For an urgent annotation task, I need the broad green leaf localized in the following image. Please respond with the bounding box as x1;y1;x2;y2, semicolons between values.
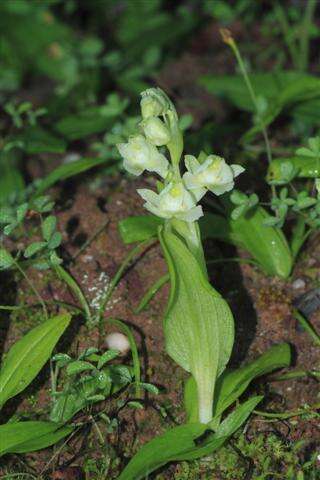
32;157;108;198
228;206;292;278
0;421;73;455
200;72;308;112
200;72;320;142
55;106;121;140
159;228;234;423
200;205;292;279
118;397;262;480
0;313;71;408
117;423;206;480
0;249;15;270
13;126;66;154
176;396;263;461
290;217;308;260
184;343;290;422
212;344;290;418
119;215;163;244
242;75;320;143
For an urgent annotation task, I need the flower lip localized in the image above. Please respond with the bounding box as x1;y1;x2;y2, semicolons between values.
137;181;203;222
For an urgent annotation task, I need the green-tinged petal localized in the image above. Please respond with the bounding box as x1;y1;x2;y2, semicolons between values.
137;188;160;207
151;152;169;178
185;155;200;174
178;205;204;222
123;158;144;176
209;182;234;196
231;165;245;177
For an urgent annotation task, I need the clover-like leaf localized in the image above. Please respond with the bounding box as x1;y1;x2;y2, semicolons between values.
97;349;119;369
47;232;62;250
24;242;47;258
230;190;248;206
295;197;317;210
79;347;100;360
230;191;259;219
0;249;15;270
139;383;159;395
16;203;28;223
296;136;320;158
66;360;96;376
86;394;105;403
4;222;19;236
32;196;55;213
42;216;57;242
0;207;15;225
51;353;72;368
49;251;62;266
263;216;282;227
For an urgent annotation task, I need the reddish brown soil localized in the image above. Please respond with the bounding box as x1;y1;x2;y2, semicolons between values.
1;17;320;479
1;176;320;478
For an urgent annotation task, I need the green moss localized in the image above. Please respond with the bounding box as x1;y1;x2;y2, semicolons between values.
153;430;319;480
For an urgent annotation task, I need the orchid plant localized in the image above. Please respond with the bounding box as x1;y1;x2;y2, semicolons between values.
116;88;290;479
118;87;243;424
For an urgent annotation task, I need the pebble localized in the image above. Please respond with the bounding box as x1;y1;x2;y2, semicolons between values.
105;332;130;356
292;279;305;290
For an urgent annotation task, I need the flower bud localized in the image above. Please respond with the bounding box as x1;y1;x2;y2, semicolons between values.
140;96;163;119
140;87;170;119
142;117;171;146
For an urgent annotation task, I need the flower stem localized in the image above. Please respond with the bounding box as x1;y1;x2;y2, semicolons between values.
14;260;48;320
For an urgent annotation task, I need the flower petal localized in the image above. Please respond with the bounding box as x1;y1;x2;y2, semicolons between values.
209;181;234;196
177;205;204;222
151;152;169;178
184;155;200;174
137;188;160;207
231;164;245;177
123;158;143;176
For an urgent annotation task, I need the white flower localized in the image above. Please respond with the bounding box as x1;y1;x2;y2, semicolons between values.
141;117;171;146
138;182;203;222
117;134;169;178
183;154;244;200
